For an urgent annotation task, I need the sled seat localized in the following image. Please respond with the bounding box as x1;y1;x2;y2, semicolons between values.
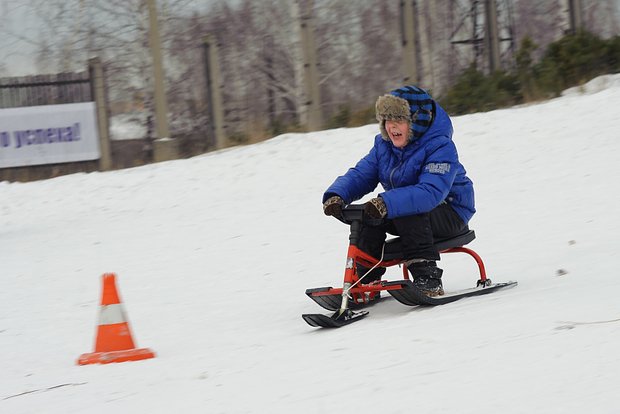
382;229;476;261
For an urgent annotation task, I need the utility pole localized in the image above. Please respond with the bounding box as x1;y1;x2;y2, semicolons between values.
401;0;419;85
296;0;322;131
485;0;501;73
147;0;177;161
203;35;226;149
417;0;434;89
426;0;439;92
568;0;583;34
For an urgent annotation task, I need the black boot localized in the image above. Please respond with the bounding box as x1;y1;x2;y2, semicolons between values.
408;260;444;296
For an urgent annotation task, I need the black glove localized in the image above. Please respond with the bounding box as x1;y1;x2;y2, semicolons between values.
323;196;344;217
364;197;387;218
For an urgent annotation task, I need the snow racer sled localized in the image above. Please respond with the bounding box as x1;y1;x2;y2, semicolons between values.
303;204;517;328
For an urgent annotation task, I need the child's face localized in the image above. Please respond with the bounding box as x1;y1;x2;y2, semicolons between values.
385;120;410;148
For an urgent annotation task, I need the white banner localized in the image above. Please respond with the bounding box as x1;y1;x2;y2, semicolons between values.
0;102;100;168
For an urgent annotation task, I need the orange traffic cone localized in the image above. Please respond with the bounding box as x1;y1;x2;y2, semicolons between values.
77;273;155;365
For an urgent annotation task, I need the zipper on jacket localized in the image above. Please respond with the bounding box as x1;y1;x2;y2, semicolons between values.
389;158;403;189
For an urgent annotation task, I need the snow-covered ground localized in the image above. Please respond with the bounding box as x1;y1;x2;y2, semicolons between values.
2;75;620;413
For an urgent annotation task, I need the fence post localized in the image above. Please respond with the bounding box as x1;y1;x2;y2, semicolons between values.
88;57;112;171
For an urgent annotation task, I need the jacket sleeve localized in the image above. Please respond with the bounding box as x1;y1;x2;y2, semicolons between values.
323;141;381;204
380;137;458;218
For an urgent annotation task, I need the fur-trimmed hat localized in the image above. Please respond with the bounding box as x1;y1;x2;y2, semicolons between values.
376;85;434;143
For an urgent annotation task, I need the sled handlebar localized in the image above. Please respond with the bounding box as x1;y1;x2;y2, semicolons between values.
336;204;385;227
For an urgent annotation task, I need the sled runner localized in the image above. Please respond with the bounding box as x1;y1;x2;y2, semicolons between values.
303;204;517;328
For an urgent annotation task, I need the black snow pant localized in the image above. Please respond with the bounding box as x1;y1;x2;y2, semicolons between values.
357;202;467;279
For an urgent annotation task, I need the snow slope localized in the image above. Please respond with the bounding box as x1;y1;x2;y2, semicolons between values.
1;75;620;413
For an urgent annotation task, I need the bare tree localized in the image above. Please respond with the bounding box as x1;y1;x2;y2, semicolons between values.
583;0;620;37
312;1;401;117
512;0;565;60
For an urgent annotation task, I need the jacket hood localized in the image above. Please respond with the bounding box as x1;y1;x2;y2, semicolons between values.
376;85;434;143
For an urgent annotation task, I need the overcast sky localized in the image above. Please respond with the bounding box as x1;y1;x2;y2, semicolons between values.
0;1;40;75
0;0;224;77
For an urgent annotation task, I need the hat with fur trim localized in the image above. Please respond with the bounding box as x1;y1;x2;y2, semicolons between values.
376;85;434;143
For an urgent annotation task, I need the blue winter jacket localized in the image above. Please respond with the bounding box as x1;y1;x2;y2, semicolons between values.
323;101;475;223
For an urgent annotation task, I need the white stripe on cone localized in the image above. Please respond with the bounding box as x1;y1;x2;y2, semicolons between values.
98;304;128;325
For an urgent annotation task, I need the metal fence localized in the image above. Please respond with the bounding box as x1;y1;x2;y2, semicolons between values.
0;72;92;109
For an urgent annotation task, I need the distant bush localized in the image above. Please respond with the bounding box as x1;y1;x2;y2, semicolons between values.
535;30;610;95
348;106;376;127
326;106;351;129
606;35;620;72
440;65;521;115
440;31;620;116
515;36;544;101
326;105;376;129
227;131;249;145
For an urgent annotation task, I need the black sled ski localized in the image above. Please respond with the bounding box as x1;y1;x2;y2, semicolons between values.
384;279;518;306
302;309;369;328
